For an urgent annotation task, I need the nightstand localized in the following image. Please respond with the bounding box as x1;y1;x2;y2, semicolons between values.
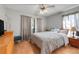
68;37;79;48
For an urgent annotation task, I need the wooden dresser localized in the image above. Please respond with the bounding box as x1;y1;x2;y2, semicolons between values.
0;32;14;54
69;37;79;48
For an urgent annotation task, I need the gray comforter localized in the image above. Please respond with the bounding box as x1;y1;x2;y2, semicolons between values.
31;32;69;54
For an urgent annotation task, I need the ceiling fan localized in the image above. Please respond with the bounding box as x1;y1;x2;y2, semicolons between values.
39;4;55;14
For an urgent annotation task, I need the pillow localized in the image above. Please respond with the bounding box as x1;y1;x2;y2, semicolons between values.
51;29;60;33
59;30;68;34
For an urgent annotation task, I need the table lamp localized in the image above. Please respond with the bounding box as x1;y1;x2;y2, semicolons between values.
70;27;76;38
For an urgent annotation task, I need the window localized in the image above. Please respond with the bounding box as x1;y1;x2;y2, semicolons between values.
31;18;42;33
63;13;79;29
31;18;35;33
31;18;38;33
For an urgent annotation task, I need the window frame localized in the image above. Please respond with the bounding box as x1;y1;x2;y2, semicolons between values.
62;12;79;29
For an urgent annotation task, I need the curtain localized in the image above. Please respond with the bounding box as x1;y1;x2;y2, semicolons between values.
75;13;79;29
63;13;79;30
20;15;31;40
36;18;42;32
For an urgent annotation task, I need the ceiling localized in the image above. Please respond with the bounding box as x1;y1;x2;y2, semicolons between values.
4;4;79;17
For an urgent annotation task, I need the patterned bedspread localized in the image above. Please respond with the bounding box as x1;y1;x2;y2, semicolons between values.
31;32;69;54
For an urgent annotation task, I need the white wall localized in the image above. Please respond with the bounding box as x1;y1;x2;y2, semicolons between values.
6;9;21;36
0;5;7;30
45;6;79;30
0;5;6;20
6;8;46;36
45;13;62;30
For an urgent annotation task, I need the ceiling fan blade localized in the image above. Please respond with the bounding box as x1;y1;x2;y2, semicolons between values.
47;5;55;8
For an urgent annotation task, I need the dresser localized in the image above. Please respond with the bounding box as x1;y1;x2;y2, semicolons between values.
0;32;14;54
69;37;79;48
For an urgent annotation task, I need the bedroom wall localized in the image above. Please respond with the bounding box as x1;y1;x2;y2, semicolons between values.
45;6;79;30
6;8;46;36
5;9;21;36
0;5;7;30
45;13;62;30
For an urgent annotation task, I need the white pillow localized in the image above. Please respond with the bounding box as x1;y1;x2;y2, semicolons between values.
59;30;68;34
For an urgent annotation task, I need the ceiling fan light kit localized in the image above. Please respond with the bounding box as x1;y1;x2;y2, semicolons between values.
40;8;47;14
39;4;55;14
40;4;48;14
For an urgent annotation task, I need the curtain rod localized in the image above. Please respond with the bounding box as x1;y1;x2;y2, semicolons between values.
62;11;79;16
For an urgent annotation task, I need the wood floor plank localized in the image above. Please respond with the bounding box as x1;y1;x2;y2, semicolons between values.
12;40;79;54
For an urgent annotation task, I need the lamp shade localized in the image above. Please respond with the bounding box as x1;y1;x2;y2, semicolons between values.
70;27;76;31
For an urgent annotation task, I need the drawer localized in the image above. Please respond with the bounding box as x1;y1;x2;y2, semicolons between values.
70;43;79;48
69;39;79;48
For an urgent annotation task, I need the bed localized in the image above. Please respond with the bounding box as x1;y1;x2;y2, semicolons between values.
31;31;69;54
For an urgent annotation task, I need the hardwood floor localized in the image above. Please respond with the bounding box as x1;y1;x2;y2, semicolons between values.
13;40;79;54
13;40;40;54
53;45;79;54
